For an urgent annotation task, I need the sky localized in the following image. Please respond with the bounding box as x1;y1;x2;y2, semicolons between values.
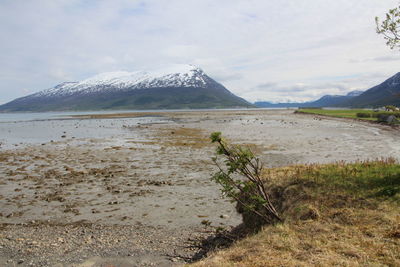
0;0;399;104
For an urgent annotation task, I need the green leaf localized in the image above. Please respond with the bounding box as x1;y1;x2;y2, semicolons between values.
210;132;222;143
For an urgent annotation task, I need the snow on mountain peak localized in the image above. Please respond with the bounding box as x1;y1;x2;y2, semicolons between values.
80;71;139;85
346;90;363;97
78;64;202;86
36;64;208;97
152;64;201;75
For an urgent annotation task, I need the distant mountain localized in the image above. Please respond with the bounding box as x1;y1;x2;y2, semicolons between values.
307;90;363;107
0;65;252;112
255;90;363;108
341;73;400;107
253;101;302;108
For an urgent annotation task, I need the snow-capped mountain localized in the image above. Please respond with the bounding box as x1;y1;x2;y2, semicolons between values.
36;65;211;97
0;64;252;111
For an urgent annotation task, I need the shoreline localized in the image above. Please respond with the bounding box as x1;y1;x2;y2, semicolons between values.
294;110;400;130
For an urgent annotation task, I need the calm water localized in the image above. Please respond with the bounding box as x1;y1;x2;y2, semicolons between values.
0;110;161;123
0;110;171;149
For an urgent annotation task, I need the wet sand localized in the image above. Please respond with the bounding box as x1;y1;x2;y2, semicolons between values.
0;109;399;266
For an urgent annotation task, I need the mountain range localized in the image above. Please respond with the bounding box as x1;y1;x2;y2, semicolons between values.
0;65;252;112
1;67;399;112
254;90;364;108
255;72;400;108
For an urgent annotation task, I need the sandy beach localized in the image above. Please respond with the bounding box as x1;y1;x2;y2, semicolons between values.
1;109;399;266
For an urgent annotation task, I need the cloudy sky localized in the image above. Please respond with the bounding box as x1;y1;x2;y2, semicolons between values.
0;0;399;104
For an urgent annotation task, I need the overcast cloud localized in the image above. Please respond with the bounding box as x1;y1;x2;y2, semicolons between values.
0;0;399;104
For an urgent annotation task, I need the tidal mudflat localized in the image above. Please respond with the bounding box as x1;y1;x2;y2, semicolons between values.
0;109;399;266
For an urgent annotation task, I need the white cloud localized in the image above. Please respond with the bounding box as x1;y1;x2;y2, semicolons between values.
0;0;399;104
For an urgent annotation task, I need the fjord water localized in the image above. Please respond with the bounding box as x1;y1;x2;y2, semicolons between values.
0;111;169;149
0;110;163;122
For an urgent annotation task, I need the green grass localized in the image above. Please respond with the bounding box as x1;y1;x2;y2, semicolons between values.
296;108;376;120
296;108;400;124
295;159;400;202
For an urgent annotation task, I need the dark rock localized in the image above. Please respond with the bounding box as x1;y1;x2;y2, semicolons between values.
377;114;398;124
